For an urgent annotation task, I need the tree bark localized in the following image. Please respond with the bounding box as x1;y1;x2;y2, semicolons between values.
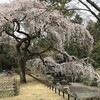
18;56;27;83
0;62;2;72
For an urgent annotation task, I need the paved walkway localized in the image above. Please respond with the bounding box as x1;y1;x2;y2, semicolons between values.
0;76;67;100
70;83;100;99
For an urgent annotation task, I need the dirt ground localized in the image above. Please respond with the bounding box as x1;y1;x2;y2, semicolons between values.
0;75;68;100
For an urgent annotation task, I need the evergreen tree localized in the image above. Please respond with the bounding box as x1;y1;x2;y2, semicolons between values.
87;13;100;68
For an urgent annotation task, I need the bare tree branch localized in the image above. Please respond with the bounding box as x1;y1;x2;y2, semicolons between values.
86;0;100;12
39;54;46;66
67;8;89;11
20;14;27;22
79;0;100;22
30;46;52;56
4;17;9;22
52;47;72;60
13;20;30;38
5;31;21;42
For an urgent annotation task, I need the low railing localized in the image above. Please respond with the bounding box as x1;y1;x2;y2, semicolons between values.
0;76;19;98
29;74;78;100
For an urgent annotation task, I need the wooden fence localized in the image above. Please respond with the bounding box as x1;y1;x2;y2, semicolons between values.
29;74;79;100
0;76;19;98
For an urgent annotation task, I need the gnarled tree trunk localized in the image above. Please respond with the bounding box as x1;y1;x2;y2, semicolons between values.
18;55;27;83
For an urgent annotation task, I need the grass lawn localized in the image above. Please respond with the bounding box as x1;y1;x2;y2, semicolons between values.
0;75;68;100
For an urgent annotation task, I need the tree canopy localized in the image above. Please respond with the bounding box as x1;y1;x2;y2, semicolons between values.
0;0;97;83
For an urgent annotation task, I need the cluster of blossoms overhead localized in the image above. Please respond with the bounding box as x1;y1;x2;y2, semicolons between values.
0;0;93;52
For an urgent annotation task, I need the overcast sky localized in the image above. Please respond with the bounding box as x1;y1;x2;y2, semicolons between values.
0;0;10;3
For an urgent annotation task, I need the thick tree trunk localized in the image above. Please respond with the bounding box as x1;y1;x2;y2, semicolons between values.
18;56;27;83
0;63;2;72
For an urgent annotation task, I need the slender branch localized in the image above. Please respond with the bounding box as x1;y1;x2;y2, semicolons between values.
4;17;9;22
79;0;100;22
67;8;89;11
39;54;46;66
5;31;20;42
29;46;52;56
34;3;55;19
86;0;100;12
20;14;27;22
52;47;72;61
14;20;30;38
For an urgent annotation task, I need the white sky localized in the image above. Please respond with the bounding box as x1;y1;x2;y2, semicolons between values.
0;0;11;3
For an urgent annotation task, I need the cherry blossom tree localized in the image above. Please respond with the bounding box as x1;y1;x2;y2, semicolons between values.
0;0;94;83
